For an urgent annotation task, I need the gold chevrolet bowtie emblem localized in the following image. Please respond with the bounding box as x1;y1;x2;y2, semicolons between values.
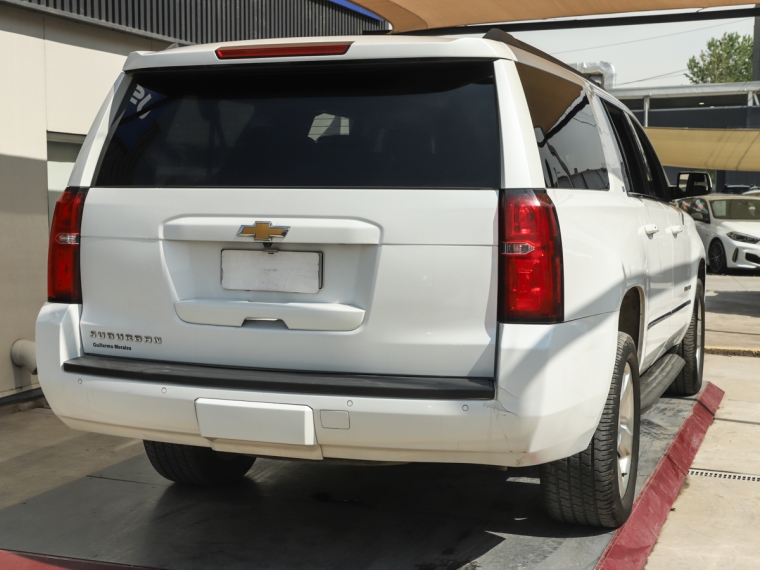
237;221;290;241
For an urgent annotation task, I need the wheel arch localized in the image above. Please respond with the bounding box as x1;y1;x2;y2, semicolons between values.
618;286;645;367
708;237;725;254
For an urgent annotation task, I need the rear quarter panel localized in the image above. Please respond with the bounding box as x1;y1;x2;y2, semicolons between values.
547;92;648;325
503;53;648;326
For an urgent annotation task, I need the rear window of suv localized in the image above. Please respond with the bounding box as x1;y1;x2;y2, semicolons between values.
95;60;501;189
516;63;609;190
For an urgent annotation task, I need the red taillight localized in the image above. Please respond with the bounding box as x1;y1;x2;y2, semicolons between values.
215;42;352;60
498;189;563;323
48;187;88;303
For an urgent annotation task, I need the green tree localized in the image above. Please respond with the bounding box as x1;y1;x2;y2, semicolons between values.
686;32;754;84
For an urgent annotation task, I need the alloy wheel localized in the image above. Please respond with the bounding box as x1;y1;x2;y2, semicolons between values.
695;295;704;372
709;241;725;273
617;362;635;497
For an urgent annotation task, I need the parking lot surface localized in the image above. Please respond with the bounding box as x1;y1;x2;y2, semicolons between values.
705;273;760;349
0;394;698;570
3;272;755;569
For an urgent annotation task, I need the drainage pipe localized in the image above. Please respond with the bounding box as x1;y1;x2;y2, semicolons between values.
10;340;37;375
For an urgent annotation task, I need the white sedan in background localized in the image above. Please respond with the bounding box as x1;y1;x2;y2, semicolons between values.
677;194;760;273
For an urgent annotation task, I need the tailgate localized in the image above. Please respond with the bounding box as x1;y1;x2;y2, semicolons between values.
79;59;501;378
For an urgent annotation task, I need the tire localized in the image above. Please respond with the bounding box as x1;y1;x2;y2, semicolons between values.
708;240;727;274
668;279;705;396
144;440;255;485
539;332;640;528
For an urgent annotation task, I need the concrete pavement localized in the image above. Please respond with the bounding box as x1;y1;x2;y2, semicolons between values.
0;408;143;510
646;354;760;570
647;272;760;568
705;274;760;350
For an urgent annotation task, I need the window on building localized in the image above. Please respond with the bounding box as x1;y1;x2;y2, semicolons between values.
516;63;609;190
47;134;84;228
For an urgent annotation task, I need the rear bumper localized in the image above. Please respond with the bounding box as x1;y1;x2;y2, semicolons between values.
63;355;494;400
37;303;617;467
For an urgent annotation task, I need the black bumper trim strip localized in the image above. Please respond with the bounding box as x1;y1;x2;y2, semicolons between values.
63;355;495;400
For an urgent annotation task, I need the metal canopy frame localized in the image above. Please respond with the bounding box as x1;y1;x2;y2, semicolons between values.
392;6;760;35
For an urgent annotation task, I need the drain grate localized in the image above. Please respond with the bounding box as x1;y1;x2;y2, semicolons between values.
689;468;760;482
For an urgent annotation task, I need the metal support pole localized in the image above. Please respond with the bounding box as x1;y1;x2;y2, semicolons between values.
644;96;650;127
754;5;760;81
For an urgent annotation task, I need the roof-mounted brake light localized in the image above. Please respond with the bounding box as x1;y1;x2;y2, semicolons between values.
215;42;352;60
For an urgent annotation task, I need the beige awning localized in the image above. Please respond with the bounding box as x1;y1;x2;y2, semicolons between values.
354;1;747;33
644;127;760;172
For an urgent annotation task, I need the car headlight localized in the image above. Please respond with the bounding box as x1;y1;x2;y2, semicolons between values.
726;231;760;244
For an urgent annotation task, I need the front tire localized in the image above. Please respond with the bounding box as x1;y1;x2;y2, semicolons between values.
540;332;640;528
668;279;705;396
144;440;255;485
708;240;727;274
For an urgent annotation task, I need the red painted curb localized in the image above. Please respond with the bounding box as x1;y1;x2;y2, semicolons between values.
0;550;153;570
595;382;725;570
697;383;723;416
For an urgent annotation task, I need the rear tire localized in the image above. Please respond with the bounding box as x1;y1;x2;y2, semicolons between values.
539;332;640;528
668;279;705;396
708;240;726;274
144;440;255;485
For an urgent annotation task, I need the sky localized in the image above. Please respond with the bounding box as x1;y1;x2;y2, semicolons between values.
512;15;756;89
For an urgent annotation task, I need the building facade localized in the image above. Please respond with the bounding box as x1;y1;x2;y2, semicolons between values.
0;0;387;401
4;0;388;44
610;82;760;189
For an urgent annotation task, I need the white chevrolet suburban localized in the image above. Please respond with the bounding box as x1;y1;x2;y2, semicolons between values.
37;31;706;528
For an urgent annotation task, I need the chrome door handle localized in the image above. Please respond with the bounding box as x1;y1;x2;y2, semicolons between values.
668;225;684;235
644;224;659;235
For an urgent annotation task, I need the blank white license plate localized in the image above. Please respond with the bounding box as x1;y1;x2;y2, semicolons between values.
195;399;316;445
221;250;321;293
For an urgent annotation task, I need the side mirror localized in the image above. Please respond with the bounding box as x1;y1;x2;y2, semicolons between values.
677;172;712;198
690;211;709;223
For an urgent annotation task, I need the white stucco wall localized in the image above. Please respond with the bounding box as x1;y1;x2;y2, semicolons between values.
0;3;167;398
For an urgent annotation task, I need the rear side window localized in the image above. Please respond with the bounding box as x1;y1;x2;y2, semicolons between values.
516;63;609;190
630;120;672;197
691;198;710;221
602;101;648;195
601;100;671;201
95;61;501;189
